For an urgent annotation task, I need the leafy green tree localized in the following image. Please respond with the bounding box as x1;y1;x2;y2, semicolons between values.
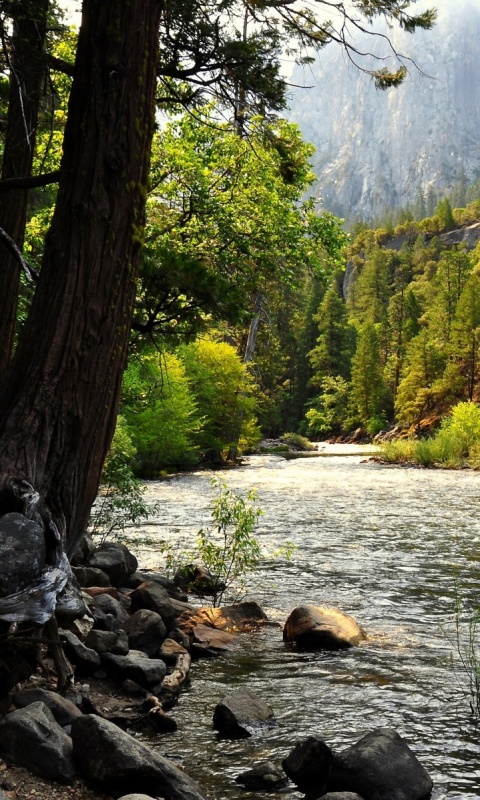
309;284;355;383
305;375;350;437
449;270;480;400
435;197;456;231
122;352;200;476
394;329;446;426
180;338;260;462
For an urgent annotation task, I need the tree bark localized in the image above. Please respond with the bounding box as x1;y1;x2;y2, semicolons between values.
0;0;49;376
0;0;161;555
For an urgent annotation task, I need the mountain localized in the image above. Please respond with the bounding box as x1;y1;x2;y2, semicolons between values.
286;0;480;222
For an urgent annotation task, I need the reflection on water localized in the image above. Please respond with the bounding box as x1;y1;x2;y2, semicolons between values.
133;448;480;799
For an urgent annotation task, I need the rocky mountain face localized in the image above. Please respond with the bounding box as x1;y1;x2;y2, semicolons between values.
286;0;480;222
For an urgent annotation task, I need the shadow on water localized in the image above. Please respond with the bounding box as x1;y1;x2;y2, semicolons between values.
135;448;480;800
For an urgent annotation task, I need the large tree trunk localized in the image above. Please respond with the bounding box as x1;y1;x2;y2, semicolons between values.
0;0;49;376
0;0;161;555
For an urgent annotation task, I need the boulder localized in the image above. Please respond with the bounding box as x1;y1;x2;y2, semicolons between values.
160;638;189;664
72;565;111;587
327;728;433;800
59;630;101;674
70;531;95;566
85;628;129;655
90;592;129;631
87;542;138;586
177;601;268;636
319;795;366;800
0;513;45;596
71;714;207;800
213;687;276;738
283;606;366;650
123;609;168;656
118;796;157;800
282;736;333;795
235;761;288;791
102;650;167;689
11;688;83;727
125;571;188;601
0;702;76;783
129;582;177;630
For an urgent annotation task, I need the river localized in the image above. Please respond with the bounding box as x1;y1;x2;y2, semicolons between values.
132;446;480;799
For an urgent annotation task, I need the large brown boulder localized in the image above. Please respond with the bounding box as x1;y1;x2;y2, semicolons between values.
283;606;366;650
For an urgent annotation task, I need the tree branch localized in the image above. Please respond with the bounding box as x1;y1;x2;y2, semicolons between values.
0;226;38;282
0;169;61;191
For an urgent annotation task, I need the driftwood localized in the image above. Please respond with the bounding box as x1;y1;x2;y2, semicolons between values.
156;650;192;710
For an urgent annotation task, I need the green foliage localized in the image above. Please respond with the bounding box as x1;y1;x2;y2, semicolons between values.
89;417;154;541
306;376;350;437
180;337;260;462
350;323;386;425
195;478;263;606
280;432;316;451
123;351;201;476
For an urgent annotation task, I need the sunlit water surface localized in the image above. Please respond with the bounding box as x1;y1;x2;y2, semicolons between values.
130;447;480;800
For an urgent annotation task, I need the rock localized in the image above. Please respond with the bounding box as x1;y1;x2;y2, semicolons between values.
70;613;95;639
160;638;189;665
11;688;83;727
60;630;102;674
90;592;129;631
174;564;225;597
235;761;288;791
123;609;167;656
70;531;95;566
0;702;76;783
122;679;148;697
72;565;111;587
71;714;207;800
0;513;45;596
190;623;236;652
319;795;366;800
177;601;268;638
282;736;333;795
117;796;157;800
102;650;167;689
87;542;138;586
126;571;188;601
213;687;276;738
283;606;366;650
85;628;129;655
327;728;433;800
129;582;176;630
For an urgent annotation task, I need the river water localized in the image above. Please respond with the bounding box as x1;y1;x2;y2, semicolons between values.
133;446;480;799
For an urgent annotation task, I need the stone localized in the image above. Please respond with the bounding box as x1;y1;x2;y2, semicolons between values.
283;606;366;650
90;592;129;631
117;796;157;800
72;565;111;587
11;688;83;727
327;728;433;800
125;571;188;601
213;687;276;738
85;628;129;655
102;650;167;689
70;531;95;566
123;609;167;656
282;736;333;795
235;761;288;791
319;795;366;800
0;513;45;596
71;714;207;800
87;542;138;586
129;582;176;630
59;630;101;674
160;638;189;664
0;702;76;783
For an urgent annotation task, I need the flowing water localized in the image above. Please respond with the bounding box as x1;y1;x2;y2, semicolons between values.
133;446;480;799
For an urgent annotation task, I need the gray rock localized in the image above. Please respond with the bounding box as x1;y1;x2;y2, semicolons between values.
328;728;433;800
283;606;367;650
11;688;83;727
117;796;157;800
123;609;167;656
60;630;101;674
0;701;76;783
90;592;129;631
282;735;333;795
71;714;206;800
102;650;167;689
87;542;138;586
319;794;366;800
70;531;95;566
235;761;288;791
85;628;129;655
130;582;176;630
213;687;276;738
72;565;111;587
125;571;188;601
0;513;45;596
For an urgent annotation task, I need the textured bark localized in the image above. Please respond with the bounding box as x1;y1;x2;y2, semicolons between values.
0;0;49;375
0;0;161;554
